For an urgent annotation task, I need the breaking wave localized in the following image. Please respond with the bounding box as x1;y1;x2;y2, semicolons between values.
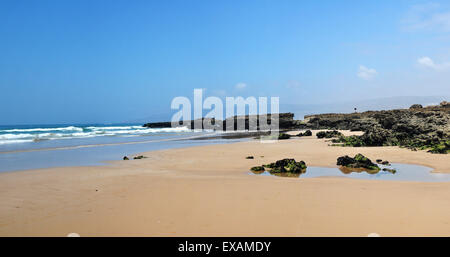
0;125;191;145
3;126;84;132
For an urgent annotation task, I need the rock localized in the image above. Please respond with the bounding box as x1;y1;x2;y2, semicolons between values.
381;160;390;165
409;104;423;109
316;130;343;139
123;156;129;160
336;154;380;171
428;140;450;154
144;113;298;130
376;159;382;164
250;166;265;172
297;130;312;137
382;168;396;174
262;158;307;173
301;103;450;154
278;133;291;140
336;155;356;166
440;101;450;107
246;156;254;159
133;155;146;160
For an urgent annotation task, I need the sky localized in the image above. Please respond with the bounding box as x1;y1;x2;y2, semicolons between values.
1;0;450;124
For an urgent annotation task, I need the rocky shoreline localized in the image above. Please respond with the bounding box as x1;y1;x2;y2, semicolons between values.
297;101;450;154
143;101;450;154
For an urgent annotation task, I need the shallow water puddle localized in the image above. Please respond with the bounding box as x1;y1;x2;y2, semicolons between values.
250;163;450;182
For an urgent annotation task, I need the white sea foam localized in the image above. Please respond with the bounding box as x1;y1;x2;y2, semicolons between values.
0;125;191;145
0;139;34;145
0;133;34;140
2;126;83;132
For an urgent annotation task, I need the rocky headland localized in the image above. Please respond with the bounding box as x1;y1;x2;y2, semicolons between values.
143;113;298;131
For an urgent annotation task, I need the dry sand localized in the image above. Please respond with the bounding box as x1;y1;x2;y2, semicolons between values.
0;130;449;236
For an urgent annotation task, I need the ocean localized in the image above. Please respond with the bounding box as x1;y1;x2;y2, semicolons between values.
0;124;242;172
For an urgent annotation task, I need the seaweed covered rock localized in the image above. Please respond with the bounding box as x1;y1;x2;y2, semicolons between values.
336;155;356;166
332;135;365;147
428;140;450;154
316;130;343;139
382;168;396;174
263;158;307;173
336;153;380;171
297;130;312;137
250;166;265;172
278;133;291;140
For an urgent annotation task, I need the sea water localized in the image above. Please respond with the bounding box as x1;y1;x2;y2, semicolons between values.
0;124;242;172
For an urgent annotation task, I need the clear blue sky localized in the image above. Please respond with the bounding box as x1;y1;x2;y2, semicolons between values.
1;0;450;124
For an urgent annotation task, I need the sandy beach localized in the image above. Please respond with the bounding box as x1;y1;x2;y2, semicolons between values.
0;130;449;237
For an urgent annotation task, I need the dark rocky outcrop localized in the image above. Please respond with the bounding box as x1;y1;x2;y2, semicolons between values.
278;133;291;140
123;156;129;160
246;156;254;159
336;154;380;171
297;130;312;137
262;158;307;173
144;113;297;131
250;166;265;172
410;104;423;109
302;102;449;153
429;141;450;153
375;159;390;165
316;130;343;139
133;155;147;160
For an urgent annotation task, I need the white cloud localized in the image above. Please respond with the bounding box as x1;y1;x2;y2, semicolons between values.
234;82;247;90
417;56;435;67
402;3;450;32
357;65;377;80
417;56;450;71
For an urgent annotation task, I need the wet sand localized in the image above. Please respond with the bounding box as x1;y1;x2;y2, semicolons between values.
0;130;449;236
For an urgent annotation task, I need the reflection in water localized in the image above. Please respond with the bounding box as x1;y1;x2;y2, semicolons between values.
271;171;303;178
250;169;306;178
338;166;381;175
250;170;302;177
250;163;450;182
250;170;265;175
